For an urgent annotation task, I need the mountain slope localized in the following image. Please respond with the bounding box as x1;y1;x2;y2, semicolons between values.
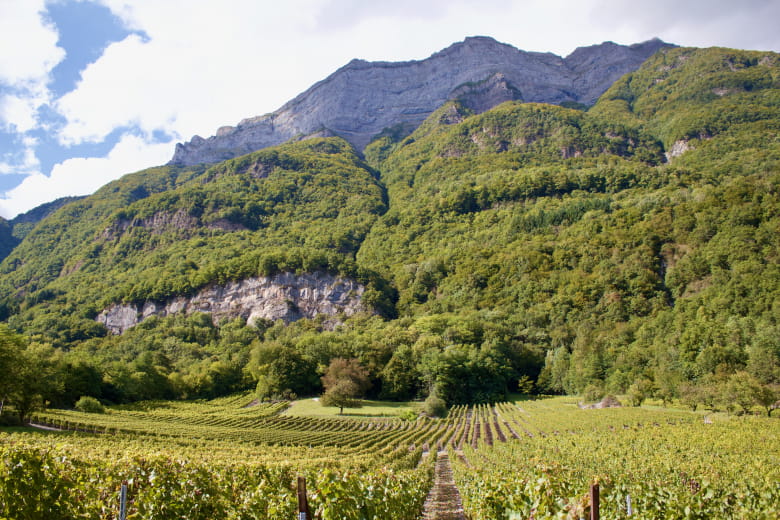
591;46;780;146
0;196;86;264
169;36;670;166
0;138;390;344
0;44;777;408
0;218;16;262
357;46;779;399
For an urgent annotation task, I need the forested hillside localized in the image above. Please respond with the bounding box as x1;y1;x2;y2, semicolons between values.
0;46;778;412
0;218;15;262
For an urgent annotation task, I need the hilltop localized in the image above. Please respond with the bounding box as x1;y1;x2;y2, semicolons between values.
169;36;670;165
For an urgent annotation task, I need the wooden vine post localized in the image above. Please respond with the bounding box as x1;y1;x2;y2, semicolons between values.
297;476;312;520
589;482;600;520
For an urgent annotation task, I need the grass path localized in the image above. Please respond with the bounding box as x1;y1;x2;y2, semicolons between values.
421;451;466;520
282;397;418;417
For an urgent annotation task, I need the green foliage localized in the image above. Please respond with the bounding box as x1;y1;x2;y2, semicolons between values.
3;396;777;519
0;138;389;349
398;408;418;421
321;358;371;414
0;218;18;264
74;395;104;413
591;47;780;147
251;340;318;401
422;391;447;418
0;46;779;409
517;375;535;395
0;325;23;404
627;378;654;406
453;398;780;519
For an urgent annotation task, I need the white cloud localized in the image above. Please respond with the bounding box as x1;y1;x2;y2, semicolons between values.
60;0;600;149
0;0;64;89
0;133;171;218
18;136;41;174
0;137;39;179
0;0;62;139
55;33;154;144
59;1;331;147
0;94;41;133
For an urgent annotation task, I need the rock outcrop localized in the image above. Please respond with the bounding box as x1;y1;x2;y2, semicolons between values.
99;209;246;241
96;271;367;334
170;36;672;166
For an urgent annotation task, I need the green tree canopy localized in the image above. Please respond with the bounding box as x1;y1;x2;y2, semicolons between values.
321;358;371;414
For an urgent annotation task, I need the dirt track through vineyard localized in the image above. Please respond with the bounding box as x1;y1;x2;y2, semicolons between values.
421;451;466;520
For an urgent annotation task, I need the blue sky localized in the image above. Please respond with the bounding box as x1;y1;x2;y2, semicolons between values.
1;2;147;189
1;0;779;219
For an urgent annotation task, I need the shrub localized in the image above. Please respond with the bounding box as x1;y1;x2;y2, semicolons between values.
582;383;605;403
74;396;105;414
423;392;447;418
398;409;418;421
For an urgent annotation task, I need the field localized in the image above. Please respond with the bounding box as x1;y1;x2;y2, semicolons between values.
1;396;778;519
282;397;419;417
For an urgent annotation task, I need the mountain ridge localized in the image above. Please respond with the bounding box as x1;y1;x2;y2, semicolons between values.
169;36;672;166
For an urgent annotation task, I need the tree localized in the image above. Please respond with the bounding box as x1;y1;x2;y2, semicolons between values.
723;371;761;415
380;345;420;400
321;358;370;414
0;325;24;415
517;375;535;395
746;327;780;385
754;384;778;417
679;382;703;411
249;341;318;401
56;359;103;407
10;343;62;423
627;378;654;407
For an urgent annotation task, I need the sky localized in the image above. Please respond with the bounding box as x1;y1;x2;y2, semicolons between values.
1;0;779;219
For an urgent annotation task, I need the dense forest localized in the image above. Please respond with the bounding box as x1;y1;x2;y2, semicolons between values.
0;46;778;418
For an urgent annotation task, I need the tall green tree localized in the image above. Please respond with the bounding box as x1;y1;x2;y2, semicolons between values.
10;343;62;422
0;325;23;415
321;358;371;414
249;341;318;400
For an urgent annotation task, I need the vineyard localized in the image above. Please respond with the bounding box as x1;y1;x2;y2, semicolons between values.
1;396;778;519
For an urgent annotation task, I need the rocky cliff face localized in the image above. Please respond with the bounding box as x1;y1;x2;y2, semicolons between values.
96;271;367;334
170;36;671;166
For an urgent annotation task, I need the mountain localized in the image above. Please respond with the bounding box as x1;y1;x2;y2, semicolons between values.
169;36;671;166
0;42;778;408
0;196;85;264
0;217;15;262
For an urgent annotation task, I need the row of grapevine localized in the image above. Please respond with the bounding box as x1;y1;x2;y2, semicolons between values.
5;394;444;519
7;395;778;518
0;436;434;520
451;399;780;519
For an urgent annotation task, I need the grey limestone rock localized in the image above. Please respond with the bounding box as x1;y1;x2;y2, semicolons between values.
96;271;368;334
170;36;672;166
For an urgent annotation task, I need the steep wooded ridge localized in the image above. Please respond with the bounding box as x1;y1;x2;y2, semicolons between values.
0;196;85;262
0;43;778;407
169;36;670;165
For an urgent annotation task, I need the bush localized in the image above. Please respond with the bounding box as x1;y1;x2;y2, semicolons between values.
398;409;418;421
0;413;22;426
627;379;654;407
423;392;447;418
74;396;105;414
582;383;605;403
